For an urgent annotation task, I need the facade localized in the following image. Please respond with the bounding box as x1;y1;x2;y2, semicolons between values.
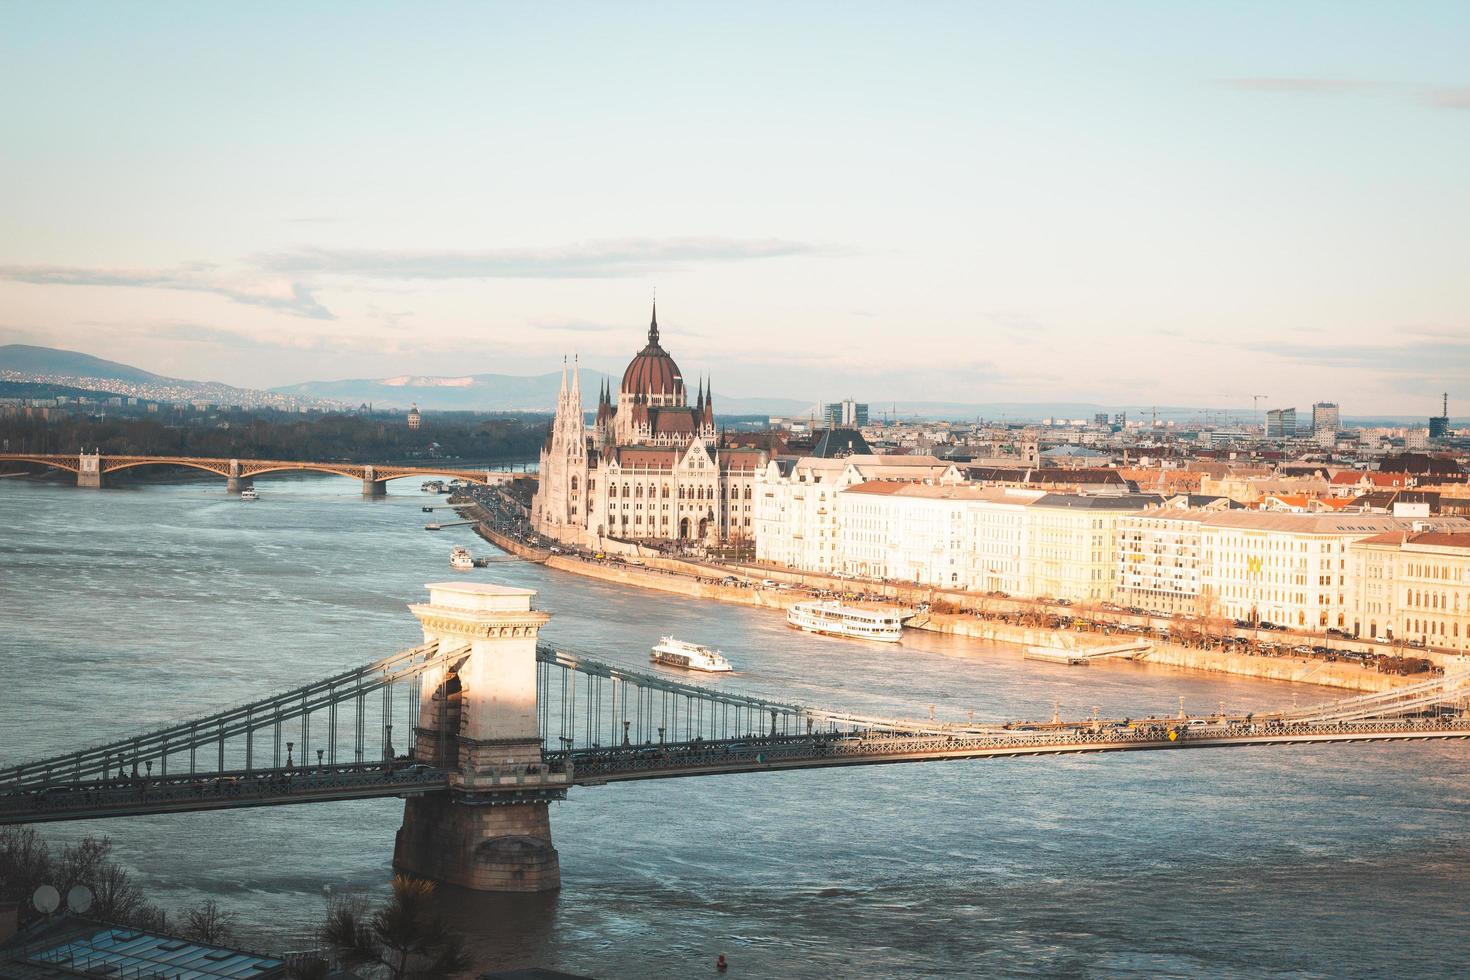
1115;509;1208;615
754;455;962;572
407;402;421;430
1200;512;1469;631
1312;401;1339;434
532;306;767;547
1349;531;1470;649
835;483;1036;589
834;484;1154;600
1266;407;1298;439
823;399;869;428
1025;494;1158;602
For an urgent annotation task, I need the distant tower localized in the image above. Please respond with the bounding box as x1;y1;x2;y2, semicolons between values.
1429;393;1450;440
407;403;422;430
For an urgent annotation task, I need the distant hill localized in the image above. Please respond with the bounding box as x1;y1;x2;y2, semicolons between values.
271;371;816;416
0;344;166;383
0;379;128;400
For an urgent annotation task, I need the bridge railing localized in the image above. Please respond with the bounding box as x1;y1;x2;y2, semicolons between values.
0;641;467;791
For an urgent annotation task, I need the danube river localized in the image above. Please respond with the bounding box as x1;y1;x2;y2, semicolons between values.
2;477;1468;978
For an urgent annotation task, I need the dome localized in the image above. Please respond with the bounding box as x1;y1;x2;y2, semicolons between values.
620;303;685;404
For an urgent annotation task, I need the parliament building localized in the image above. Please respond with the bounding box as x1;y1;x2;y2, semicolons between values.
532;305;767;547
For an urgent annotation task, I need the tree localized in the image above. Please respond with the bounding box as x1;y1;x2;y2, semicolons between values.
322;875;471;980
182;898;237;945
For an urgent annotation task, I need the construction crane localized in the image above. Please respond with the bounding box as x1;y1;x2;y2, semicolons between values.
1251;394;1268;434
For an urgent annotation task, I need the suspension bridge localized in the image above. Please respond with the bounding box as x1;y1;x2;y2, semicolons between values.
0;451;529;495
3;583;1467;892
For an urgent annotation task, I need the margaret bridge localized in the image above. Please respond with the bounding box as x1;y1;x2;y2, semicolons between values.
0;452;529;495
3;582;1468;891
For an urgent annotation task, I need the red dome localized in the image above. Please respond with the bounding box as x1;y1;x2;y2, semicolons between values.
620;303;685;401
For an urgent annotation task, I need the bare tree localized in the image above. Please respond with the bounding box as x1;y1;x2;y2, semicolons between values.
182;898;237;946
322;875;471;980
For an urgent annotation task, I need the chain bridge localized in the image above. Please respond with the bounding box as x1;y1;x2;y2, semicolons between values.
3;583;1467;892
0;451;527;495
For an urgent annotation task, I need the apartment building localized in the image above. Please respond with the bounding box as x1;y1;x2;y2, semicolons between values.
753;455;961;572
1115;509;1209;615
835;484;1155;601
835;483;1043;589
1348;530;1470;649
1200;513;1469;631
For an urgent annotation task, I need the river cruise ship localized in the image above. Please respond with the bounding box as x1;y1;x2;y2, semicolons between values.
239;487;258;501
786;601;905;643
449;546;474;570
650;636;733;673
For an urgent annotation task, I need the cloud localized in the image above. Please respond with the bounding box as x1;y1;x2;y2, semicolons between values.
1242;338;1470;375
253;237;840;280
0;263;334;320
1219;78;1470;113
532;318;622;333
0;237;843;323
1425;86;1470;110
1217;77;1378;96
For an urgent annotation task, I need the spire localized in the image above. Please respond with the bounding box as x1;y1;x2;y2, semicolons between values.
648;296;660;347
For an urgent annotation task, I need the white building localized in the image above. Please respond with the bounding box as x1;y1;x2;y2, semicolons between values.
1200;512;1469;631
834;484;1155;600
1115;509;1209;615
754;455;961;572
1348;530;1470;648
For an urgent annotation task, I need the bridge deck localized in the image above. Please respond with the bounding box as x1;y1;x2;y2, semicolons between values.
7;718;1465;824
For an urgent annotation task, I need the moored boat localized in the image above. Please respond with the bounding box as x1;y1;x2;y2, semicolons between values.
449;546;474;570
650;636;733;672
786;600;905;642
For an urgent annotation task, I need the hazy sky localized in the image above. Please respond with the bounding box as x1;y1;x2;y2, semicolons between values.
1;2;1466;412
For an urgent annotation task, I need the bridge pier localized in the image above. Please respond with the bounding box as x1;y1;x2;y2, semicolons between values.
363;466;387;498
76;452;103;488
393;582;560;892
225;459;244;494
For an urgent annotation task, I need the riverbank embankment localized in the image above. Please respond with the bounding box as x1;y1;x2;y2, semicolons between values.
460;504;1414;694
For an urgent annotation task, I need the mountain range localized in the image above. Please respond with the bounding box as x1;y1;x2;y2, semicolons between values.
0;344;1453;426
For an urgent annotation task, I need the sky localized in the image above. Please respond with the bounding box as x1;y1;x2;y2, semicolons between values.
1;1;1467;413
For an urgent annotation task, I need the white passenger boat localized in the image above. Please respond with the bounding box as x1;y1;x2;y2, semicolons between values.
650;636;733;672
449;546;474;570
239;487;258;501
786;600;906;643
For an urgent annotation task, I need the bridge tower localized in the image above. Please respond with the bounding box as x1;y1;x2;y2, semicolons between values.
363;465;387;498
393;582;561;892
77;451;103;488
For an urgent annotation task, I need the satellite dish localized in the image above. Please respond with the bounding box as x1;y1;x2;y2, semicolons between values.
67;885;94;915
32;884;60;914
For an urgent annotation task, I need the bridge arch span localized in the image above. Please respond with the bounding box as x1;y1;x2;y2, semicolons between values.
101;458;233;478
238;463;365;481
0;455;80;475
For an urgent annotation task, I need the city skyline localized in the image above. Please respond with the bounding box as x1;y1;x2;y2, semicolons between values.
2;2;1467;411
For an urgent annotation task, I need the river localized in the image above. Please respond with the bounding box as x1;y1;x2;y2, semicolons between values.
1;476;1467;978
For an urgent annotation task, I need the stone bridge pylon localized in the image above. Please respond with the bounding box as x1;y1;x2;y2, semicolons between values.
393;582;565;892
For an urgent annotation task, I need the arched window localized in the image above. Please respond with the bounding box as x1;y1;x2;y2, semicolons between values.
744;486;752;500
662;486;669;498
635;484;643;498
570;475;578;491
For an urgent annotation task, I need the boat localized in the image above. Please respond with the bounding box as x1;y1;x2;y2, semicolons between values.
449;546;474;571
650;636;733;672
786;600;905;643
239;487;258;501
